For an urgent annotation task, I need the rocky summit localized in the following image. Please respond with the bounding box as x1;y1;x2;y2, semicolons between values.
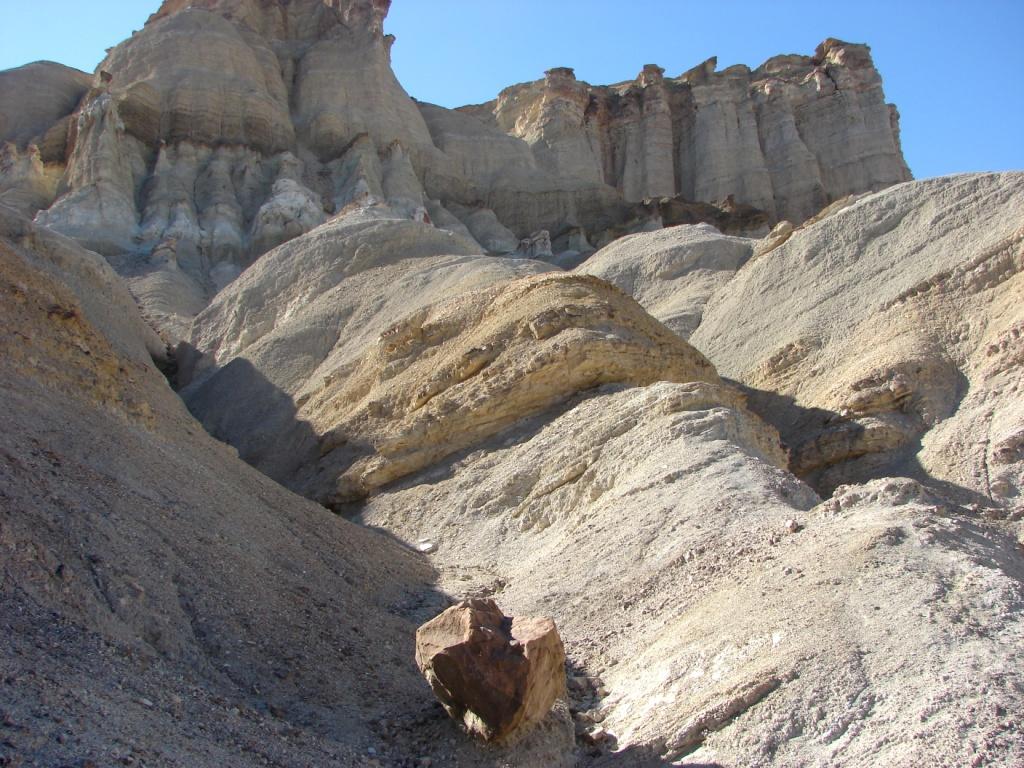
0;1;1022;766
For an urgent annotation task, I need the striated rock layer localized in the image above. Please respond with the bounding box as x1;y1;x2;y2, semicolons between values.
692;172;1024;504
462;39;911;224
181;205;717;507
0;1;911;343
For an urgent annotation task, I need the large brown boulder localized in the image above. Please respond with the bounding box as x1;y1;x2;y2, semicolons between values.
415;599;566;743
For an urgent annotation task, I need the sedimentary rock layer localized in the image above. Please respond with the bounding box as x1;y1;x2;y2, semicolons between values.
0;1;911;344
692;172;1024;502
463;39;911;223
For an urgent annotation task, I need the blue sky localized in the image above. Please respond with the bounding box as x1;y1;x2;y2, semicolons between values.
3;1;1021;180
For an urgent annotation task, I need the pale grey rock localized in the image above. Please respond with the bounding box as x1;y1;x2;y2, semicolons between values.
183;206;553;484
417;101;540;190
35;93;148;256
328;134;385;211
448;202;519;254
361;370;1024;766
477;40;911;222
510;67;605;188
687;62;777;217
693;172;1024;502
289;8;436;162
380;140;426;215
0;61;90;147
0;143;60;215
100;7;295;153
250;176;326;257
576;223;753;337
620;65;679;201
424;198;482;247
5;3;913;351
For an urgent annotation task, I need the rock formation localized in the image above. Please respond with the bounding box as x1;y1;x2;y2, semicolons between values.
463;39;911;223
0;61;90;149
1;2;1022;767
415;599;567;743
0;0;911;345
575;222;754;337
182;215;717;505
692;172;1024;501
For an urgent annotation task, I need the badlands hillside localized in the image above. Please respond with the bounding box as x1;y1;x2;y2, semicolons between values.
1;1;1021;766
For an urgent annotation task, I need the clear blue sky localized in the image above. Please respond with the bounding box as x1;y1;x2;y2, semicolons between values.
3;1;1021;180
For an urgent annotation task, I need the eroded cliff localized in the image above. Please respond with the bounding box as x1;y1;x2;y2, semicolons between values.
1;0;910;345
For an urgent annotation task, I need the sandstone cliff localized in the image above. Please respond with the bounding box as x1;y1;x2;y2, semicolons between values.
462;39;911;223
0;1;910;345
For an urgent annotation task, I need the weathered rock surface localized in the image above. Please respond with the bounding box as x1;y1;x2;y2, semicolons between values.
465;39;911;223
181;204;554;485
0;61;90;148
305;271;718;504
416;599;567;743
0;63;91;215
2;4;1021;768
0;143;63;216
183;217;717;504
575;223;753;338
0;204;576;768
693;172;1024;502
0;3;911;343
364;379;1024;767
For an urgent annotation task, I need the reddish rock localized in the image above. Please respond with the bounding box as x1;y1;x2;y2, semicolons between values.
415;598;566;743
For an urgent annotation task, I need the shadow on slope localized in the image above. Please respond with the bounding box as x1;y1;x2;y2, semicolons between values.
735;380;997;508
0;212;463;765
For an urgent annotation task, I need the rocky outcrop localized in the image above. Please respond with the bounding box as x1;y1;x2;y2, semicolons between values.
692;172;1024;502
0;64;91;216
182;205;555;485
0;144;61;215
0;3;913;344
0;61;89;148
575;223;753;338
304;271;718;504
182;212;717;504
363;370;1024;766
467;39;911;223
416;599;567;743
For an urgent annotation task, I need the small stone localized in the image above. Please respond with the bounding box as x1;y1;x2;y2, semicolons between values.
784;519;802;534
415;540;437;554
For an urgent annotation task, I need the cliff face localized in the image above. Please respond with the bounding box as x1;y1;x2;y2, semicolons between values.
0;0;910;342
465;39;911;223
